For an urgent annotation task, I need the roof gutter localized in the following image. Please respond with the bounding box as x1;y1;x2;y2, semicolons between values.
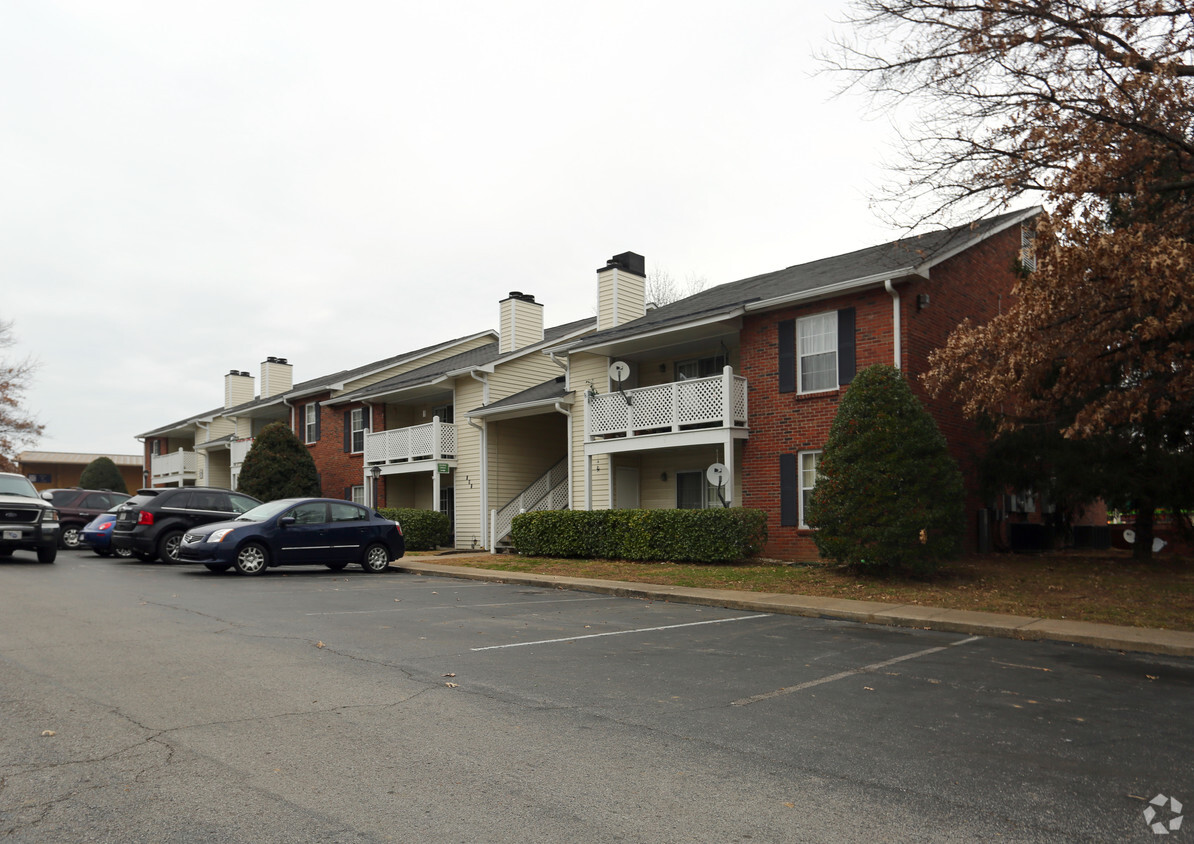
742;267;920;314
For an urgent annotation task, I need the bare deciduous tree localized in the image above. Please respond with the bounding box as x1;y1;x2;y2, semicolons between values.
0;321;44;472
647;265;707;308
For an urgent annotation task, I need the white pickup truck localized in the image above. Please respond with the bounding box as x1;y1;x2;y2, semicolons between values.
0;472;60;563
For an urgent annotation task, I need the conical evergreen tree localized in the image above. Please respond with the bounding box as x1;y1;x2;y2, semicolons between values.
79;456;128;493
807;364;964;574
236;421;321;502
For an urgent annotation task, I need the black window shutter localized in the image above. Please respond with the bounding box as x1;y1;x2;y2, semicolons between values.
344;486;351;501
838;307;856;385
778;319;796;393
313;403;321;441
779;454;798;527
343;410;352;453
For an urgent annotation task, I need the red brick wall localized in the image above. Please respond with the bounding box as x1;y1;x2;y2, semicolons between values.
740;225;1025;561
295;395;379;501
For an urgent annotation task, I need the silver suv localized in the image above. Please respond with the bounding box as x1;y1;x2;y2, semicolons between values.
0;472;60;563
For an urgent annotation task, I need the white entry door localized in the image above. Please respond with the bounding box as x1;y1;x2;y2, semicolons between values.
614;467;640;509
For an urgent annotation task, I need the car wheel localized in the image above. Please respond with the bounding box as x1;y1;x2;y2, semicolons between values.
38;545;57;564
61;525;82;549
360;543;390;573
325;560;348;571
204;563;231;573
234;543;269;576
114;546;134;558
157;530;184;564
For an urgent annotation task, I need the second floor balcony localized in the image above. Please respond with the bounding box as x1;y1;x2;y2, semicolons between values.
150;449;199;485
230;437;254;467
364;418;457;467
585;368;748;446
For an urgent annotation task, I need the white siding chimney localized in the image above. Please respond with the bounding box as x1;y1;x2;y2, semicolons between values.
261;357;293;398
224;370;254;409
596;252;646;331
499;292;545;353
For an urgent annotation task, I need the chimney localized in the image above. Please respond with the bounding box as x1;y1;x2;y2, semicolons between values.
224;370;254;409
260;356;293;398
499;291;545;353
596;251;646;331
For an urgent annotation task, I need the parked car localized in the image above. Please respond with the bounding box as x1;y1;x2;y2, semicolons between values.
177;498;404;576
41;488;131;549
79;512;133;558
111;487;262;564
0;472;60;563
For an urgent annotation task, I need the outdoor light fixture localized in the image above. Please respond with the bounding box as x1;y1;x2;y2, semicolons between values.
917;293;931;311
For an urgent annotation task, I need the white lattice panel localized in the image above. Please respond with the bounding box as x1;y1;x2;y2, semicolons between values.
589;393;629;436
676;378;721;425
630;385;675;430
733;377;748;423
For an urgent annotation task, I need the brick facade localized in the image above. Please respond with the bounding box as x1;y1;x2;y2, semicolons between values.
740;225;1024;560
294;395;380;503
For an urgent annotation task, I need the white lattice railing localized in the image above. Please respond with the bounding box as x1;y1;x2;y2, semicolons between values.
586;367;747;441
364;418;456;465
151;449;198;480
491;458;569;547
230;437;254;467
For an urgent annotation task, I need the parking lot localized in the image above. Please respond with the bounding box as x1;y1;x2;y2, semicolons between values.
2;547;1192;842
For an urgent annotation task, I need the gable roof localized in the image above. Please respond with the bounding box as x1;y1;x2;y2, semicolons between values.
569;207;1038;353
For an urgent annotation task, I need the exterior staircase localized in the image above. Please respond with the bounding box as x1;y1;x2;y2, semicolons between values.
490;458;569;551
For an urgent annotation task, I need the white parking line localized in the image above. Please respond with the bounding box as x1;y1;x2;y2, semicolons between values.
730;635;982;706
471;614;772;651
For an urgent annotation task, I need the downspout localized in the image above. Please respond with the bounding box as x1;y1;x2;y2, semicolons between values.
467;416;487;549
196;421;210;485
282;395;295;431
554;402;573;510
884;279;902;370
469;370;489;405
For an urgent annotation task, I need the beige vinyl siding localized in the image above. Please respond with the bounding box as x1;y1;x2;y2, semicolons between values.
338;334;495;394
453;376;486;548
487;415;567;508
384;474;435;510
596;267;646;331
569;352;610;509
634;443;743;509
486;355;560;403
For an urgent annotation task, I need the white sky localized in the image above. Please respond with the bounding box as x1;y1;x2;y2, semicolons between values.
3;0;905;456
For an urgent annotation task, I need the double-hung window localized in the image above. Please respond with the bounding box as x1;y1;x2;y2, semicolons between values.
779;308;856;394
799;451;822;528
780;450;822;528
304;403;319;444
676;471;726;509
349;408;366;453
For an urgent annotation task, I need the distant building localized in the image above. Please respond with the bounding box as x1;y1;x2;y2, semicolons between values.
18;451;144;493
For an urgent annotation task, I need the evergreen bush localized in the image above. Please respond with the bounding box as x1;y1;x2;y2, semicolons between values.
510;508;767;563
376;508;450;551
807;364;964;574
236;421;321;501
79;456;127;493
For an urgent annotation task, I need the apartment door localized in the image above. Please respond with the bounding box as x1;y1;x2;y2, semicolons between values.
615;467;639;509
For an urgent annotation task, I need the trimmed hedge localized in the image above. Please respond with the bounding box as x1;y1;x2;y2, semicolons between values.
510;508;768;563
377;508;451;551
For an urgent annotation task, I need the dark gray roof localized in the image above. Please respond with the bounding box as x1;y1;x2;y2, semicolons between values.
574;208;1036;349
137;406;225;439
469;376;570;416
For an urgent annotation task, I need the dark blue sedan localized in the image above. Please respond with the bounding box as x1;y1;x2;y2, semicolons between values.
176;498;404;576
80;513;134;558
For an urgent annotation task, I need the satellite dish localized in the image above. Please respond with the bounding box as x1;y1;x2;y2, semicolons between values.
608;361;631;383
1153;537;1167;553
706;463;728;487
1123;529;1136;544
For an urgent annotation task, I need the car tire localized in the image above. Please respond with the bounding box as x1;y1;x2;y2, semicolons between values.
360;543;390;573
234;543;269;576
114;546;133;558
204;563;231;573
325;561;348;571
157;530;184;564
38;545;57;564
61;525;82;549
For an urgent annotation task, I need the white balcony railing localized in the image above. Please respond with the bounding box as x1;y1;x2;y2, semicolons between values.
230;437;254;467
586;367;747;441
364;418;456;465
151;449;198;481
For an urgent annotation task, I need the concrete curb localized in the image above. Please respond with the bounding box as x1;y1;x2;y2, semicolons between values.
392;560;1194;658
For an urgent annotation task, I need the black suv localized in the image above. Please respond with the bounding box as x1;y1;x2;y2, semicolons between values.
41;488;131;549
0;472;60;563
112;487;262;563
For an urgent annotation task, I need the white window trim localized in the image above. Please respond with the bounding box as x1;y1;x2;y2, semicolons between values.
350;407;366;454
304;403;318;444
350;484;365;505
796;311;838;395
799;450;822;528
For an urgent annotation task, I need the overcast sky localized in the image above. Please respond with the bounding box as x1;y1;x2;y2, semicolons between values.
3;0;910;457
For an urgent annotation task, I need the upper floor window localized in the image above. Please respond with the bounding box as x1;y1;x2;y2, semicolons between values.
779;308;856;394
348;407;367;453
150;440;161;456
304;403;319;444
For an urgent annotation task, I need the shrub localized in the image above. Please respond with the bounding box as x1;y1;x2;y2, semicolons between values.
377;508;451;551
510;508;767;563
236;421;321;501
807;364;964;575
79;456;127;493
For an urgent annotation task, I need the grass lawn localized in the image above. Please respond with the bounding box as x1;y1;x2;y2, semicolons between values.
404;549;1194;632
